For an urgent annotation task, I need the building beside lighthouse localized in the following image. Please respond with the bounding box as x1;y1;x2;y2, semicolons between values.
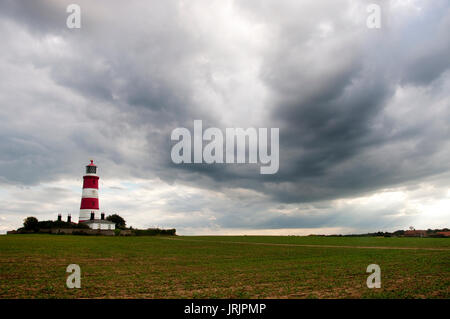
84;212;115;230
79;160;115;230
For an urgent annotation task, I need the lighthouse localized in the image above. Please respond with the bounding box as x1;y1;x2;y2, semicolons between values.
79;160;100;222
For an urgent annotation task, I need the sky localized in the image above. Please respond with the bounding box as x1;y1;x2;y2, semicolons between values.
0;0;449;235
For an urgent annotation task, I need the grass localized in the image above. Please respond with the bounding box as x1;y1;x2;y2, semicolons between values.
0;234;449;298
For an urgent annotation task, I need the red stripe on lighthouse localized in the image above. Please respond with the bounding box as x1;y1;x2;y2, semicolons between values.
80;198;99;210
83;176;99;189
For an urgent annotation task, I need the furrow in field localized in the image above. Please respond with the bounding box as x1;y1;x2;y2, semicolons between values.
157;237;450;251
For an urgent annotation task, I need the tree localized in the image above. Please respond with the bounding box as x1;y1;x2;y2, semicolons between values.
106;214;126;229
23;217;39;231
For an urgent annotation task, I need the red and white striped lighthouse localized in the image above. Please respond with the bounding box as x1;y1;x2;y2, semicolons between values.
79;160;100;222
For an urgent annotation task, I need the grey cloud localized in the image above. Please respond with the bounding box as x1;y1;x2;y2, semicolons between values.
0;0;449;233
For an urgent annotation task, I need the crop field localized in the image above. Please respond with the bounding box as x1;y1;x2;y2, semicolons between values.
0;235;449;298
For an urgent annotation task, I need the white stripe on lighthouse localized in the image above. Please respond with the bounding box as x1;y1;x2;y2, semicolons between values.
79;209;99;221
82;188;98;198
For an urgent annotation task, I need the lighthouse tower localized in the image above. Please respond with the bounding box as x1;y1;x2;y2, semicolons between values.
79;160;100;222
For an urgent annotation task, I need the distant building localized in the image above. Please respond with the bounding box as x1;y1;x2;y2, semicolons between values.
436;231;450;237
404;230;427;237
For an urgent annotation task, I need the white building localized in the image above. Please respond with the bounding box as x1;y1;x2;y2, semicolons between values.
82;212;116;230
84;219;116;230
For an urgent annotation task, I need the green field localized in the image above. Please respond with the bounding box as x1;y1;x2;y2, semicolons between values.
0;235;449;298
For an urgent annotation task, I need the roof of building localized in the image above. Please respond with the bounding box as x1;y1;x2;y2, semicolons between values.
436;231;450;237
83;219;115;225
404;230;427;234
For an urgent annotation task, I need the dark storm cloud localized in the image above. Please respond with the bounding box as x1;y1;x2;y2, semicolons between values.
0;0;449;232
0;0;208;184
0;0;66;34
233;0;450;203
163;0;450;206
